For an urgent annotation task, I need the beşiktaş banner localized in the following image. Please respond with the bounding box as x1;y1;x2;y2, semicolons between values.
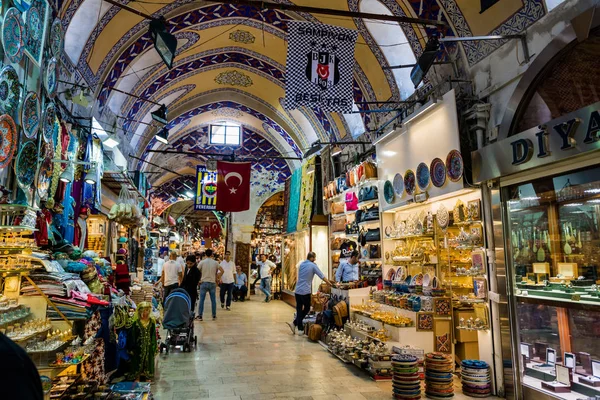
284;21;358;113
194;165;217;211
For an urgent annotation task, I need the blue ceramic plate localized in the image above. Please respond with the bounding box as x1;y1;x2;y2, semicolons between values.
2;8;24;64
430;157;446;188
404;170;416;196
15;141;37;188
43;102;56;143
384;179;395;204
392;172;404;196
446;149;464;182
416;162;430;191
21;91;40;139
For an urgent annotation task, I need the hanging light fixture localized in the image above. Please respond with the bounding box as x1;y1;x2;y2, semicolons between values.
306;164;315;175
331;145;342;156
151;104;168;125
60;163;75;183
84;163;98;185
155;127;169;144
149;18;177;69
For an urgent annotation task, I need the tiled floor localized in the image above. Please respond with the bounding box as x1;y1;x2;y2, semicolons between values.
152;294;498;400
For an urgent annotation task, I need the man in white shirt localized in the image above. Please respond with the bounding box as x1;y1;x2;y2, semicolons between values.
197;249;224;321
258;254;276;302
219;251;236;310
157;251;183;304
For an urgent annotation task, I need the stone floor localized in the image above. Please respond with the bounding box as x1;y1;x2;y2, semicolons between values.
151;294;497;400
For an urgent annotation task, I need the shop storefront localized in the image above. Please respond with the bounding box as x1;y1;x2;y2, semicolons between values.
472;24;600;399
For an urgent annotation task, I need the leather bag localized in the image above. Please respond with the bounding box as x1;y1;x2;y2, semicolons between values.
355;209;364;224
330;237;343;250
332;252;341;264
362;204;380;221
333;300;348;327
336;176;347;193
331;217;346;232
365;228;381;242
357;163;365;182
331;201;345;215
345;192;358;211
362;160;378;179
308;324;323;341
359;186;378;203
369;244;381;259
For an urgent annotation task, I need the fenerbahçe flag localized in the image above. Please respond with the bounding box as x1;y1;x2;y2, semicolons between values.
216;161;251;212
194;166;217;211
284;21;358;113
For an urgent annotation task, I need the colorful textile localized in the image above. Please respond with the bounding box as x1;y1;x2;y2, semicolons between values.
297;158;315;231
286;168;301;233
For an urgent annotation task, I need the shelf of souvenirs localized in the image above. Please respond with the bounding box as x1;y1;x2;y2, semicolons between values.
0;257;39;274
0;226;38;233
5;319;54;343
456;318;489;331
331;231;359;239
385;233;436;241
0;304;31;327
358;220;380;227
326;178;381;203
350;304;415;328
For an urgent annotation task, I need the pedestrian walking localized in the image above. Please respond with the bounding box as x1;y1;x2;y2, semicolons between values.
180;255;201;311
258;254;276;302
196;249;224;321
157;251;183;304
286;252;335;334
219;251;236;310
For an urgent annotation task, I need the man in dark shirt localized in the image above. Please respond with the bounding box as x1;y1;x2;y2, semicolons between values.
0;332;43;399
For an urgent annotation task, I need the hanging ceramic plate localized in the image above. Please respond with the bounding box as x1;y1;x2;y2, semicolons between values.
15;141;37;188
12;0;31;13
2;8;24;64
43;102;56;143
416;162;430;191
25;6;42;44
392;172;404;196
384;180;395;204
430;157;446;188
0;114;17;169
20;92;40;139
45;57;58;98
0;65;21;117
49;18;64;57
446;149;464;182
37;153;52;200
404;169;416;196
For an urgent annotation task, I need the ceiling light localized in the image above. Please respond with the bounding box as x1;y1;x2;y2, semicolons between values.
102;131;120;148
151;104;168;125
587;199;600;204
303;142;323;159
72;90;91;109
564;203;583;207
185;190;194;198
520;196;540;201
331;145;342;156
410;36;439;88
60;163;75;183
84;163;98;185
155;127;169;144
585;188;600;194
149;18;177;69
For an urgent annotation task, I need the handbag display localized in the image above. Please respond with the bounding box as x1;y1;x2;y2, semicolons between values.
331;217;346;232
330;237;343;250
359;186;378;203
331;201;345;215
333;300;348;327
362;204;380;222
369;244;381;259
308;323;323;341
365;228;381;242
362;160;378;179
346;221;359;235
336;176;347;193
345;192;358;211
332;253;341;263
355;209;364;224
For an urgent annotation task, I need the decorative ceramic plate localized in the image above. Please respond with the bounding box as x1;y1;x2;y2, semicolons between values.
0;65;21;117
414;273;424;286
404;170;416;196
0;114;17;169
12;0;32;13
44;57;58;98
437;204;449;230
15;141;37;188
384;180;395;204
43;102;56;143
37;153;52;200
446;149;464;182
416;162;430;191
395;266;405;282
26;6;42;44
49;18;64;57
21;92;40;139
423;273;431;287
392;172;403;196
386;268;396;280
2;8;24;64
430;158;446;188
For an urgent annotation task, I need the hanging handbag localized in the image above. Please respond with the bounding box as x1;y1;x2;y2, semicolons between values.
358;186;378;203
362;160;378;179
332;217;346;232
331;201;345;215
345;192;358;211
330;237;343;250
336;176;347;193
365;228;381;242
359;228;367;246
357;163;365;182
346;220;359;235
332;252;341;263
369;244;381;259
355;209;364;224
362;204;380;221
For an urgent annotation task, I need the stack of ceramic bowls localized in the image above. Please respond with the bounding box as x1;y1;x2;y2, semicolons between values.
460;360;491;397
424;352;454;399
391;354;421;399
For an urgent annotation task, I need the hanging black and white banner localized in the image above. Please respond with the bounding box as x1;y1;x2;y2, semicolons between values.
285;21;358;113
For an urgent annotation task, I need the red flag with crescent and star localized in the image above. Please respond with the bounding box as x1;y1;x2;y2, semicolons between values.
216;161;251;212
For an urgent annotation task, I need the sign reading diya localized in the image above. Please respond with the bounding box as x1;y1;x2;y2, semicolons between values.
284;21;358;113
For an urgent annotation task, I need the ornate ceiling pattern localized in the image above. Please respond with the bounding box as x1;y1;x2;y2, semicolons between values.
59;0;547;209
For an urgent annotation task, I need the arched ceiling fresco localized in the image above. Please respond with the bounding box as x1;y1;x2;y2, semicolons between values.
60;0;548;204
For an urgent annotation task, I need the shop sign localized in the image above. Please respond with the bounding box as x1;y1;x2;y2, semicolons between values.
194;165;217;211
472;101;600;182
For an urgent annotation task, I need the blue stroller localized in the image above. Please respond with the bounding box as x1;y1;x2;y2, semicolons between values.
160;288;197;353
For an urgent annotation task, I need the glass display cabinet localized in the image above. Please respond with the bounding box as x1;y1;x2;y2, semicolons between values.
506;165;600;398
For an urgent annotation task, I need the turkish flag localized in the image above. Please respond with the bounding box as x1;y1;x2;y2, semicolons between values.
216;161;251;212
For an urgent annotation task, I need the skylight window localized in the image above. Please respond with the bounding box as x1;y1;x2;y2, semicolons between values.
210;122;241;146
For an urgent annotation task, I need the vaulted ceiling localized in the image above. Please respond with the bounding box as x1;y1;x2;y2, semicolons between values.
59;0;549;209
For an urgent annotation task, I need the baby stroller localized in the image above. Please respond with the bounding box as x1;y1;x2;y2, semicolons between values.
160;288;197;353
